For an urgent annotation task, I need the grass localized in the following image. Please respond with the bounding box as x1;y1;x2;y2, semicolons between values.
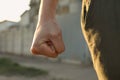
0;58;48;77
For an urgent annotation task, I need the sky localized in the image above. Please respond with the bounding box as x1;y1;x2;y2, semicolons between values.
0;0;31;22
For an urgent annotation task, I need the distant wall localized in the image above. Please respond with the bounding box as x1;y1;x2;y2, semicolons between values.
0;26;33;56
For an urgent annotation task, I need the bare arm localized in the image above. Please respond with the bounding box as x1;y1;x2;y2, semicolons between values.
30;0;65;58
38;0;58;24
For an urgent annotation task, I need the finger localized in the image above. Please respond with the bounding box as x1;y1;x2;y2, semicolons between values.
40;43;58;58
46;41;56;52
31;43;58;58
51;36;65;54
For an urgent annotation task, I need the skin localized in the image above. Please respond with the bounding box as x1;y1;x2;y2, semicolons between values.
30;0;65;58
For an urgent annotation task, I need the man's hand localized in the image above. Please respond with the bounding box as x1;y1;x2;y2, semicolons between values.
30;20;65;58
30;0;64;58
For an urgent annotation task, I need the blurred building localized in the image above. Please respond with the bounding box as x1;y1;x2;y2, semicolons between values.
0;0;91;64
0;21;16;31
57;0;81;14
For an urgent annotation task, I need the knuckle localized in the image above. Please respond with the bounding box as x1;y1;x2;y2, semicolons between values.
59;46;65;53
30;45;40;55
30;47;38;55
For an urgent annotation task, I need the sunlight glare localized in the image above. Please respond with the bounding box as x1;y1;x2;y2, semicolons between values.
0;0;31;22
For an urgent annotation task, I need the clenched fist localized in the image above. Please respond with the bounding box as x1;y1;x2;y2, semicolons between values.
30;20;65;58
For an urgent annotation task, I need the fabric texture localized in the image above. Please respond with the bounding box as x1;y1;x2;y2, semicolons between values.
81;0;120;80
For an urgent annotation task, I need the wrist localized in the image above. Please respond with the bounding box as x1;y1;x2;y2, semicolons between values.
38;14;56;23
37;19;57;28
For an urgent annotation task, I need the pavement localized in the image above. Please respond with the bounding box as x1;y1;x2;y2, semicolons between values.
0;53;98;80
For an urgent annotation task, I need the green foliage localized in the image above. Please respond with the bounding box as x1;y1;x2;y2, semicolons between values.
0;58;48;77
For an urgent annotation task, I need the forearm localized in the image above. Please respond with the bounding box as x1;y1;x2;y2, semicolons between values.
38;0;58;24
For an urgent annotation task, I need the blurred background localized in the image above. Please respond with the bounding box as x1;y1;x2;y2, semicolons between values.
0;0;98;80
